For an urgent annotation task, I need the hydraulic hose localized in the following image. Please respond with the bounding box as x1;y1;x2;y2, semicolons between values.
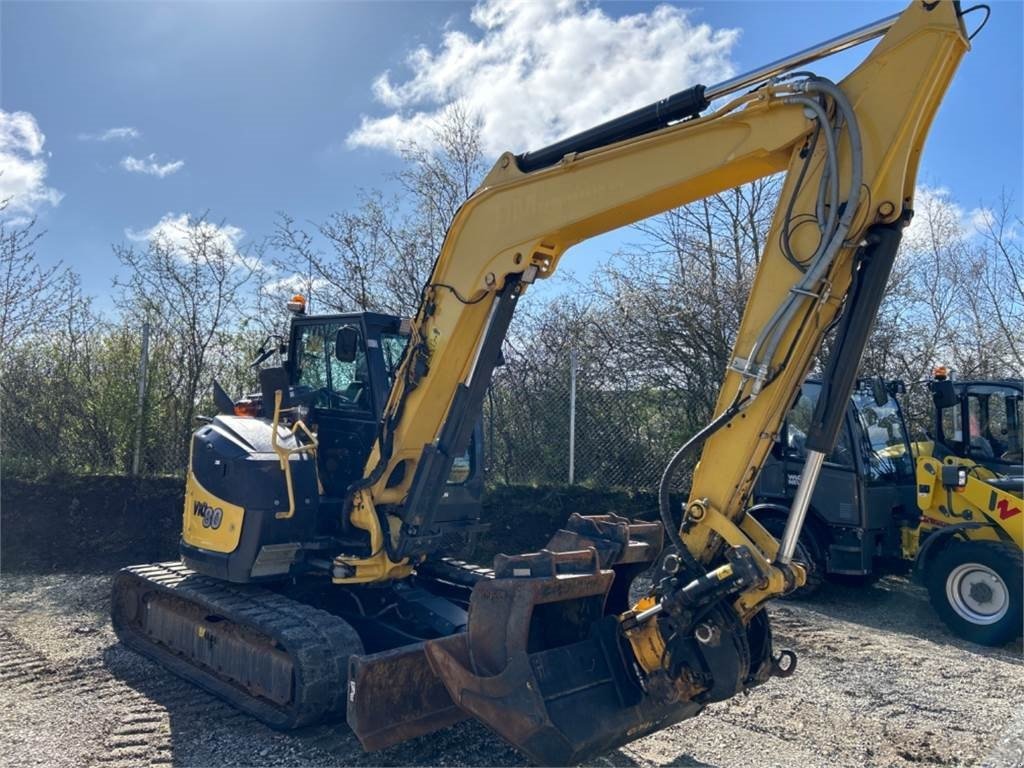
657;397;745;571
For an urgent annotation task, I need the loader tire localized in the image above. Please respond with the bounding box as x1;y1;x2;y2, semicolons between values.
924;541;1022;647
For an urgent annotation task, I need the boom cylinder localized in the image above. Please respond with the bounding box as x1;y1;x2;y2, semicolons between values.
515;11;900;175
776;449;826;564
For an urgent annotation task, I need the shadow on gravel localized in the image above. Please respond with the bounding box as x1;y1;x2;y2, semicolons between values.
600;752;717;768
100;639;650;768
782;576;1024;662
100;637;676;768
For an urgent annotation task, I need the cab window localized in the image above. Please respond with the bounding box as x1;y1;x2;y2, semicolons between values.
940;400;963;451
966;386;1023;462
852;391;912;480
292;322;371;411
784;384;855;468
380;333;408;390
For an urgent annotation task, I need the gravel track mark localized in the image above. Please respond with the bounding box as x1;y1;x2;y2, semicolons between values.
1;573;1021;768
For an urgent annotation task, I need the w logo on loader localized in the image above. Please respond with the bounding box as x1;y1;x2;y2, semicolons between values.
988;491;1022;521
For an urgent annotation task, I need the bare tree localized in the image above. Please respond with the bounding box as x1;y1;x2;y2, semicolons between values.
114;213;259;455
268;104;487;318
972;193;1024;372
0;203;73;361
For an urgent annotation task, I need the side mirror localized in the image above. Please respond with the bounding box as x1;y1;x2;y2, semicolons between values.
335;326;361;363
871;377;889;407
931;379;958;409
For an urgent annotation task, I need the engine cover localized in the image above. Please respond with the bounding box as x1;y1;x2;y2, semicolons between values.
181;415;320;582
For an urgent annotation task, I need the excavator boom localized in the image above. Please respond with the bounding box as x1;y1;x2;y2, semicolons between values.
343;0;970;591
334;1;974;761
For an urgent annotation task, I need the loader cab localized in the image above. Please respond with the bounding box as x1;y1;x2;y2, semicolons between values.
753;378;917;578
930;375;1023;477
284;312;482;500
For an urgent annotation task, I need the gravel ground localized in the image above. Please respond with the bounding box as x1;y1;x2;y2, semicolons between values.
1;571;1021;768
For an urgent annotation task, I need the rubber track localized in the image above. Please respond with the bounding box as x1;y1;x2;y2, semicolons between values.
111;561;363;729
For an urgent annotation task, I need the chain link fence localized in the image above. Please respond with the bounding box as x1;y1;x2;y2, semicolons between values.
484;349;702;491
2;325;701;493
2;321;195;480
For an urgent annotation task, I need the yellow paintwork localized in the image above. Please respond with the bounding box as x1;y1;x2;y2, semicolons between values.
914;455;1023;550
182;470;245;554
330;489;414;584
333;0;970;602
268;390;321;520
624;596;665;674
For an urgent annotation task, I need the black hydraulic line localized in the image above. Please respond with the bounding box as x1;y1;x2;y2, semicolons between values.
657;397;745;572
805;218;907;453
516;85;708;173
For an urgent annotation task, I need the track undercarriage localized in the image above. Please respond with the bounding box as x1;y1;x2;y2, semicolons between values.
112;514;785;765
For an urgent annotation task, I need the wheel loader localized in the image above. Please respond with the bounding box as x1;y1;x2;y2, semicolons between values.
111;2;984;763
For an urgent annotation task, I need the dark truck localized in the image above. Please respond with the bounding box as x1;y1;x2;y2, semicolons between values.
752;373;1023;594
751;378;918;592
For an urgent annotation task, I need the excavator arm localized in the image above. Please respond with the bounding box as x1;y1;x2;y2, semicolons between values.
337;1;973;762
339;0;970;591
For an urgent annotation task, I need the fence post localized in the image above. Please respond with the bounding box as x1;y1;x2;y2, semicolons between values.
568;347;577;484
131;322;151;476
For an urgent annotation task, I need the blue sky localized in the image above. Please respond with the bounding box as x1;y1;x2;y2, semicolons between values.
2;0;1021;310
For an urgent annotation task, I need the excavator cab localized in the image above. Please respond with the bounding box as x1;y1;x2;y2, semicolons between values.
177;310;484;583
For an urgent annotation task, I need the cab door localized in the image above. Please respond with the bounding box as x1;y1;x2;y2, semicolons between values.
289;316;380;496
850;389;917;558
755;383;860;522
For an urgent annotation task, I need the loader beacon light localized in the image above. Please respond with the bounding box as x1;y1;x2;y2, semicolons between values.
286;294;307;314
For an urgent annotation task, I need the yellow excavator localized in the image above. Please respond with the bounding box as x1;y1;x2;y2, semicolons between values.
111;2;983;763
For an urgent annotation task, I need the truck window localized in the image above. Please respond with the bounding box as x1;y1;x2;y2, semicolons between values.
784;385;854;467
853;392;912;480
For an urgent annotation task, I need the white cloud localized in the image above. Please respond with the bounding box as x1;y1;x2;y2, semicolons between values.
902;185;1009;250
126;213;257;269
121;153;185;178
0;110;64;216
346;0;739;156
968;206;996;233
78;126;141;142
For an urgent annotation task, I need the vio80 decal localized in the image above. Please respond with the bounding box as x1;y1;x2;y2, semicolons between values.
193;500;224;530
